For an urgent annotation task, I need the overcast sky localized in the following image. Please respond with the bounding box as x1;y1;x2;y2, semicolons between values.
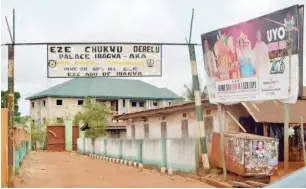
1;0;306;116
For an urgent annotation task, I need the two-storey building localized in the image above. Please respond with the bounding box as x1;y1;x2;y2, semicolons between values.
26;77;182;138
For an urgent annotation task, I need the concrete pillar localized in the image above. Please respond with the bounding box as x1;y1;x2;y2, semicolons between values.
65;120;73;151
126;99;131;113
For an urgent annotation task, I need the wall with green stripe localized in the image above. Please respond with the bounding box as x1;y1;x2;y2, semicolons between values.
77;137;198;173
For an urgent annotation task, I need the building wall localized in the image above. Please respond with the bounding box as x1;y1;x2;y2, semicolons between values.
30;97;174;125
125;106;248;157
127;106;247;140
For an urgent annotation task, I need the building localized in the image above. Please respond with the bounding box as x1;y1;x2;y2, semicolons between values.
114;100;249;156
114;94;306;164
26;77;182;138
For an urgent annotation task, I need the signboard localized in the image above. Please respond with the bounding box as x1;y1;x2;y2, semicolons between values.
201;5;303;104
47;44;162;77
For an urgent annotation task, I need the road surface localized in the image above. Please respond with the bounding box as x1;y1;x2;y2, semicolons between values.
14;151;213;188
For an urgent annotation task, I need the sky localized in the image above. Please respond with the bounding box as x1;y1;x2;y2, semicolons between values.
1;0;306;116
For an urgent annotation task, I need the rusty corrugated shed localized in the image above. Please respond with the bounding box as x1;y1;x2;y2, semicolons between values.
241;99;306;123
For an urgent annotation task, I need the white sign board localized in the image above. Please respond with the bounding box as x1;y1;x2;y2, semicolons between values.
47;44;162;78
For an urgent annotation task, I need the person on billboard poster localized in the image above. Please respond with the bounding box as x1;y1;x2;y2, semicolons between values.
253;29;269;75
203;40;217;78
214;31;236;80
236;32;256;78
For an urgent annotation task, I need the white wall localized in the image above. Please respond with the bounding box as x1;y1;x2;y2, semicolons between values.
135;121;145;139
166;138;198;172
128;106;247;140
31;97;174;125
126;124;132;138
148;117;162;138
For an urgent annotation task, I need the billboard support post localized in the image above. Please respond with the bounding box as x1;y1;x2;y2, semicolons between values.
186;9;210;173
283;10;294;174
284;103;289;174
300;116;306;166
217;104;227;179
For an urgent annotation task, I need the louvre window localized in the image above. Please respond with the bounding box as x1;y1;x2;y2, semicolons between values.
181;120;189;138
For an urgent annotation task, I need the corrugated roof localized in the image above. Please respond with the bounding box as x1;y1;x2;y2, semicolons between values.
241;100;306;123
114;100;214;120
26;78;182;100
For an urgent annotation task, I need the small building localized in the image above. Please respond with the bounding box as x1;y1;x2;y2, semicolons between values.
114;95;306;166
114;100;250;157
26;77;182;138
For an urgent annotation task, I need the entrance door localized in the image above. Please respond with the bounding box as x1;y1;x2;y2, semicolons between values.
239;116;256;134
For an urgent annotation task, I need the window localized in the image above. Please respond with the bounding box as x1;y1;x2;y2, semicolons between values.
161;122;167;138
131;101;137;107
123;100;126;107
31;102;35;108
131;125;135;139
139;102;145;107
78;100;84;105
181;120;189;138
152;102;158;106
56;100;63;106
42;100;46;106
144;123;149;139
204;117;213;142
182;113;187;118
168;102;172;106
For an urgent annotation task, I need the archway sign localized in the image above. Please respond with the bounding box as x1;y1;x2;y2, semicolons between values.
47;43;163;78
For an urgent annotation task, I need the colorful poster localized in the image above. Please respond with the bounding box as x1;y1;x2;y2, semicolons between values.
47;44;162;78
201;5;302;104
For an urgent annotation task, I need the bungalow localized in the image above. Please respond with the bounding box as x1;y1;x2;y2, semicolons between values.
114;96;306;168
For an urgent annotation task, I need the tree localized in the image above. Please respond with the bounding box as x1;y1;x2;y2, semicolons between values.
73;97;110;139
1;90;21;122
183;83;208;101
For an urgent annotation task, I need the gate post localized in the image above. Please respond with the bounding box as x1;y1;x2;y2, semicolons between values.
65;120;73;151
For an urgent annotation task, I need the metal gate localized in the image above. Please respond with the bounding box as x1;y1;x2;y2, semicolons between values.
47;126;79;151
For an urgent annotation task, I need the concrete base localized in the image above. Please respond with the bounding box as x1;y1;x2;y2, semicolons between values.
133;162;138;167
161;167;167;174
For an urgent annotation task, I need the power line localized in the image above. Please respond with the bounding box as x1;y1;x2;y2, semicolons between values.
1;42;202;46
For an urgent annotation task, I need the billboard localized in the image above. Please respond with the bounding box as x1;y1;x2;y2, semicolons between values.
201;5;304;104
47;44;162;78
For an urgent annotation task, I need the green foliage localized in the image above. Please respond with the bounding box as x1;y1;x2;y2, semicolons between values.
73;97;110;139
1;90;22;123
183;82;208;101
48;117;64;126
31;121;46;150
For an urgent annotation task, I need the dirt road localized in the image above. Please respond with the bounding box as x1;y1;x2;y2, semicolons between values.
14;151;213;188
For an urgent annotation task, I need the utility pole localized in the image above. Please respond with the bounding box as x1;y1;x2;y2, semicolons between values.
6;9;15;188
186;9;210;172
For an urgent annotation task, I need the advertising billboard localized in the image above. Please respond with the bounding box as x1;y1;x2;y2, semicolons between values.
47;44;162;78
201;5;304;104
